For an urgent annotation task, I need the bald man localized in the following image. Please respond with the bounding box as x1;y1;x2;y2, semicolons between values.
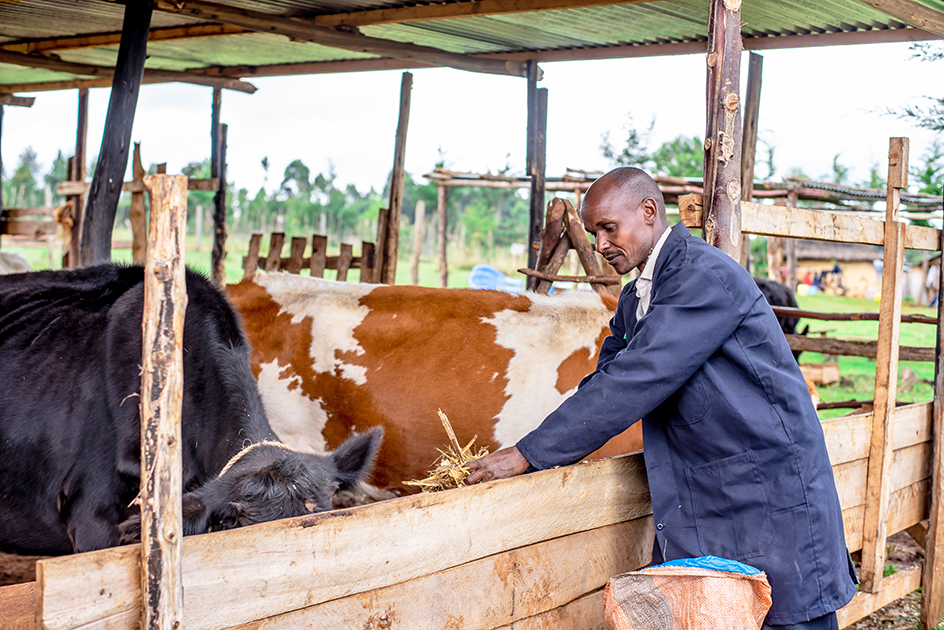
467;168;856;629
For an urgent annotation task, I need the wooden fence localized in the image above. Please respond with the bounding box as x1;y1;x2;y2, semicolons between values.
241;232;377;283
0;137;941;629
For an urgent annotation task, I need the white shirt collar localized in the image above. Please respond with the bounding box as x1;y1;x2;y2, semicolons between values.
638;225;671;283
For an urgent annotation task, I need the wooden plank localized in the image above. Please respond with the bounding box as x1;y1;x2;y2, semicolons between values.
36;454;651;630
832;442;932;511
0;23;246;54
861;139;909;593
129;143;147;264
843;478;931;552
527;86;548;290
702;0;743;260
492;590;606;630
852;0;944;38
285;237;306;274
374;206;388;283
263;233;285;272
58;178;219;196
784;333;934;362
2;206;57;218
151;0;528;78
0;94;33;107
381;72;412;285
837;565;922;628
359;241;375;283
923;212;944;628
534;231;573;295
0;581;36;630
211;124;228;287
679;193;940;251
242;234;262;279
222;519;651;630
0;49;256;94
336;243;353;282
0;219;57;236
309;234;327;278
140;174;188;630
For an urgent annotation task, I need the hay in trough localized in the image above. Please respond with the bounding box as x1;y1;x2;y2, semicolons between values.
403;409;489;492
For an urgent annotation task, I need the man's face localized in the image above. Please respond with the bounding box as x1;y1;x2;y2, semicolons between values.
581;189;655;276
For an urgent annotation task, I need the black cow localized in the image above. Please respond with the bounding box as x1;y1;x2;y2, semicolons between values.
754;276;809;361
0;264;382;555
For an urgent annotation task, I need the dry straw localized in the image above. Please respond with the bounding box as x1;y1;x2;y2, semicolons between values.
403;409;489;492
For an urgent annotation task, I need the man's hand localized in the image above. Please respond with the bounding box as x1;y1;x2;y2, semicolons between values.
466;446;531;484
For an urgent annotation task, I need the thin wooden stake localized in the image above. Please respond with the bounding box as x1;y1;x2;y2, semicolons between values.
381;72;412;285
130;142;147;263
211;123;228;287
67;88;88;267
437;185;448;288
527;87;548;290
922;187;944;627
140;173;187;630
410;199;426;285
860;137;909;593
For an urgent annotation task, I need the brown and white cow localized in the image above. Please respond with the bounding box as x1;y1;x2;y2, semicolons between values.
227;274;641;494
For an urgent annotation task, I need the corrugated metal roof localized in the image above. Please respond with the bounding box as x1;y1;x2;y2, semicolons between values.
0;0;942;90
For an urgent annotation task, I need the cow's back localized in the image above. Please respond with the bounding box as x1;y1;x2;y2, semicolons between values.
228;275;641;492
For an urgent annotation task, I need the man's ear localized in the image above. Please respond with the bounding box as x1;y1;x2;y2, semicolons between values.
640;198;658;224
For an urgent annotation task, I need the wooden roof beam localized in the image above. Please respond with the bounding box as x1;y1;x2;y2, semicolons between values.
0;49;257;93
0;23;247;54
854;0;944;37
152;0;531;78
310;0;658;28
0;93;34;106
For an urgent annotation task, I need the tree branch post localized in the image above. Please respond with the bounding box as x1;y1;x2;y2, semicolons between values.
140;173;188;630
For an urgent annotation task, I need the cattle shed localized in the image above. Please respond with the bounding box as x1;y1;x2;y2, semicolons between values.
3;1;944;629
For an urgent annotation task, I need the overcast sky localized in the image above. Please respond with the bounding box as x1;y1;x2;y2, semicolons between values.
2;40;941;196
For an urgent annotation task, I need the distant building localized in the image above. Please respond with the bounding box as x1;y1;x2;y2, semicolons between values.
795;240;881;299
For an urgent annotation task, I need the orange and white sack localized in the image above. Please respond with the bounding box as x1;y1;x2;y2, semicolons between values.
604;555;772;630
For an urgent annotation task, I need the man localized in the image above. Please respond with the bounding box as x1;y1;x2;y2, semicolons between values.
467;167;857;629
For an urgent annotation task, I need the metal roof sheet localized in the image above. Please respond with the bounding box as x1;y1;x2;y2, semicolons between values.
0;0;942;90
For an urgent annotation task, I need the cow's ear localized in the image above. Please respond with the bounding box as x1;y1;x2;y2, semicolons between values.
331;427;383;490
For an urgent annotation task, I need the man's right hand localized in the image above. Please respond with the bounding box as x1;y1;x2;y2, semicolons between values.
466;446;531;484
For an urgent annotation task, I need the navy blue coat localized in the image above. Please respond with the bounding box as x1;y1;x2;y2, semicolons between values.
517;223;857;624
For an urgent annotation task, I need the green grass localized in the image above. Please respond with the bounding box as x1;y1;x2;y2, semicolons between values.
796;292;937;419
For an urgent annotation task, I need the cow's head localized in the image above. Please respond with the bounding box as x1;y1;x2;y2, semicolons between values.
120;428;383;541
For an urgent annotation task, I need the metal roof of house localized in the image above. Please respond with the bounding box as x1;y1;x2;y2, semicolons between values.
0;0;943;92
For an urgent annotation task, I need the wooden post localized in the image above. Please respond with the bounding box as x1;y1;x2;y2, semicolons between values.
923;214;944;628
140;173;187;630
212;123;228;286
702;0;743;260
410;199;426;285
310;234;327;278
380;72;412;285
785;190;798;289
67;88;89;267
739;52;763;271
437;185;448;288
80;0;153;265
527;87;548;289
525;60;539;176
860;137;909;593
130;142;147;263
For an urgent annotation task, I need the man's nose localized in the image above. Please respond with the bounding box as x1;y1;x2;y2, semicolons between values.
594;236;608;254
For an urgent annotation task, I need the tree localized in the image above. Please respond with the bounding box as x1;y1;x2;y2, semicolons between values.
600;114;653;168
5;147;42;207
890;43;944;132
650;136;704;178
911;138;943;198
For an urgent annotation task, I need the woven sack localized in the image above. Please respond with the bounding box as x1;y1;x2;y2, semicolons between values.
604;556;772;630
